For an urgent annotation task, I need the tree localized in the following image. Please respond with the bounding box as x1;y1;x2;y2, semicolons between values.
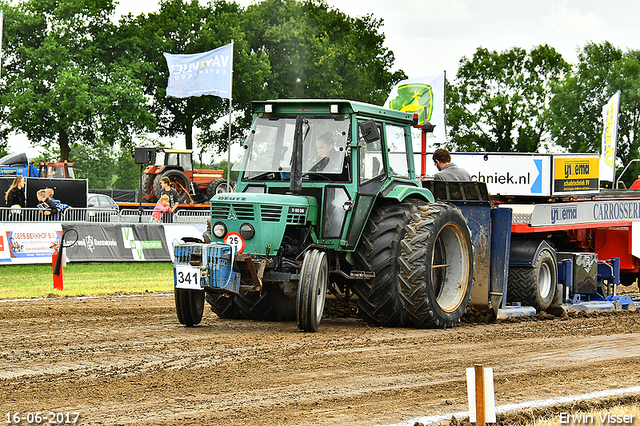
548;42;640;183
447;45;570;152
243;0;405;105
129;0;270;156
1;0;153;161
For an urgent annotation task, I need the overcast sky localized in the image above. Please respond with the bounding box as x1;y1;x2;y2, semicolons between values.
115;0;640;79
8;0;640;157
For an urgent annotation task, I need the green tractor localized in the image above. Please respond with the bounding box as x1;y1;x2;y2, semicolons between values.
173;99;474;331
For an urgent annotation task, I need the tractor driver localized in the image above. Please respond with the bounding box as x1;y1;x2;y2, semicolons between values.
310;132;343;173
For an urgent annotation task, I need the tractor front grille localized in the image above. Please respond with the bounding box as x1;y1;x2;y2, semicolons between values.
261;205;283;222
211;203;255;221
286;213;306;225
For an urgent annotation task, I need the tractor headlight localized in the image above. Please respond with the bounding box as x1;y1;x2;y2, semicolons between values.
213;222;227;238
239;223;255;240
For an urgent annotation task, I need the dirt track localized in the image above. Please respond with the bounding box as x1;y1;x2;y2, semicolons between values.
1;294;640;426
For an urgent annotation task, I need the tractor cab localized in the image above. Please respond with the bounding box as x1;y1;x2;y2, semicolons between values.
154;149;193;171
39;161;75;178
231;100;419;251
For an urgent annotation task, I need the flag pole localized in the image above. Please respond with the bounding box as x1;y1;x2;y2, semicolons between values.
226;40;234;192
0;10;4;79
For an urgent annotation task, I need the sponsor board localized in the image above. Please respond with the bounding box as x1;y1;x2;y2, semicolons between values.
530;199;640;227
64;224;170;262
552;155;599;195
421;153;600;197
422;153;550;196
0;223;63;264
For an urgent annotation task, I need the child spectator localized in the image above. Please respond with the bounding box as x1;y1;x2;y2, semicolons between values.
152;195;172;223
45;188;71;215
37;189;58;220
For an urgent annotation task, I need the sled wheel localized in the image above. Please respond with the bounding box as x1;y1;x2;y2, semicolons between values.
296;249;328;332
508;247;557;312
175;288;204;326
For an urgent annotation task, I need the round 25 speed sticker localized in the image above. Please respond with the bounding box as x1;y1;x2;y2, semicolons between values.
224;232;245;254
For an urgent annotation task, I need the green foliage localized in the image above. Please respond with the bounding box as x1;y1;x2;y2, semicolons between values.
1;0;154;161
244;0;405;105
548;41;640;184
215;159;238;181
448;45;570;152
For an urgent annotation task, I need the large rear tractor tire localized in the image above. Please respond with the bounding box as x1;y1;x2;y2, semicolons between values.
175;288;204;326
205;292;239;319
205;284;296;322
400;203;474;328
153;169;191;204
508;247;557;312
141;173;156;202
296;249;328;332
353;200;473;328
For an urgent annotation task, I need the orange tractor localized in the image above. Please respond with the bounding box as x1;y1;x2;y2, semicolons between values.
141;149;232;204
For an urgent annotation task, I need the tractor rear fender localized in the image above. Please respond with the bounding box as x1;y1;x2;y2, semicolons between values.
380;184;435;204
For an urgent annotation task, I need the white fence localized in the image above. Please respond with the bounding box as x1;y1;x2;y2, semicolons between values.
0;207;210;224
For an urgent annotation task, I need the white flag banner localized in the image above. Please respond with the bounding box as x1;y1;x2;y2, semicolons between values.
384;73;446;151
600;91;620;182
163;42;233;99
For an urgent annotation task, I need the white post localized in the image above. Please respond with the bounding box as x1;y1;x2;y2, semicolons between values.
226;40;234;192
467;365;497;424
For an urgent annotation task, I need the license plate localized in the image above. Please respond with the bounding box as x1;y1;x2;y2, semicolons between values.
175;265;202;290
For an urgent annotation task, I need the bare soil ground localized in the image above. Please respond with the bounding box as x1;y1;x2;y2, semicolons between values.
1;292;640;426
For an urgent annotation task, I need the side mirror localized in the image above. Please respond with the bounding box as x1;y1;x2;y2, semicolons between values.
359;120;380;143
422;122;436;133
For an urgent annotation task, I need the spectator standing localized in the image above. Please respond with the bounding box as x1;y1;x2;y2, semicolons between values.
432;148;471;181
160;177;179;209
4;176;26;207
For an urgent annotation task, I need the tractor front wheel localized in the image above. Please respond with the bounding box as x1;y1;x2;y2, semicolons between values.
296;249;328;332
206;178;233;199
175;288;204;326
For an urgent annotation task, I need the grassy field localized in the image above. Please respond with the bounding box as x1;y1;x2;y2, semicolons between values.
0;262;174;299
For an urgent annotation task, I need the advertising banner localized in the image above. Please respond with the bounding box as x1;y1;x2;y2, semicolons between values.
552;155;600;195
600;91;620;182
384;73;446;148
163;42;233;99
63;224;171;262
0;223;62;264
424;152;551;197
530;199;640;227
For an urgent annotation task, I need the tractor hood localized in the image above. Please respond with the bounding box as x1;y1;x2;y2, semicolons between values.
209;193;319;256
